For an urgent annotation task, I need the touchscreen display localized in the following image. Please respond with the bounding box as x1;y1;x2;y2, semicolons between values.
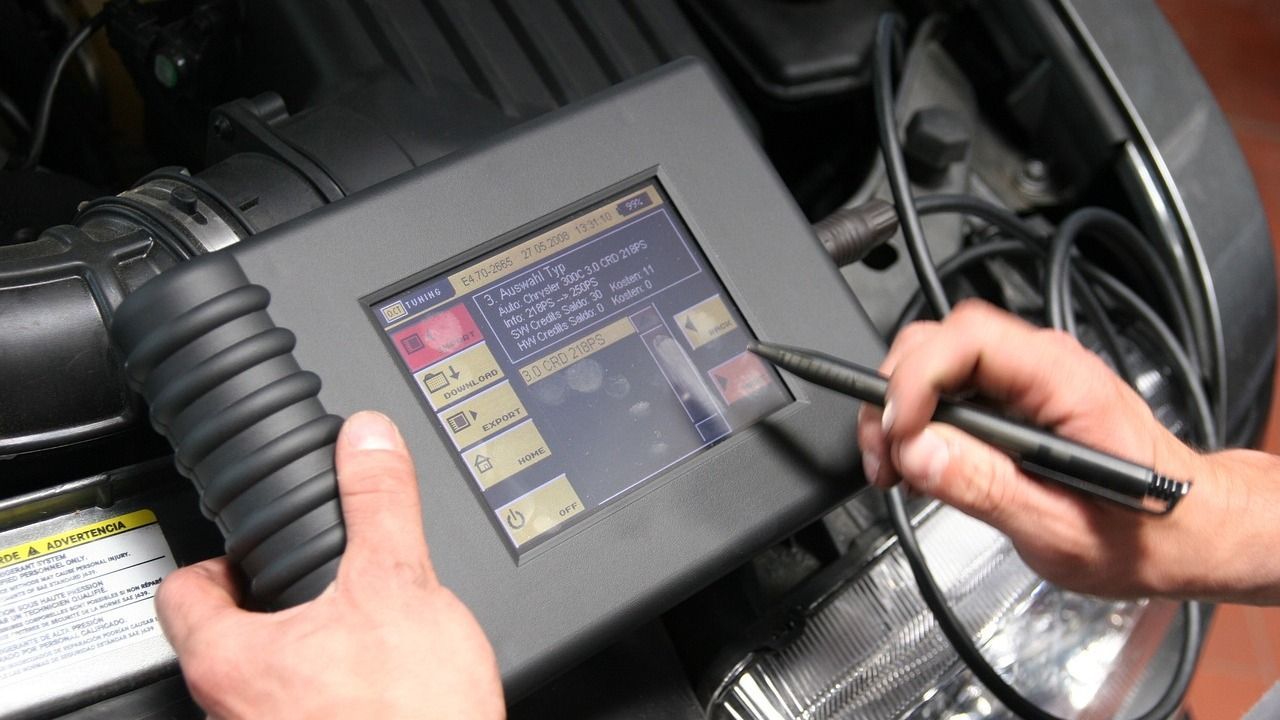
372;182;790;555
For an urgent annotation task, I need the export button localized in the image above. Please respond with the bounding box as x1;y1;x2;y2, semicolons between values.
496;475;584;547
438;382;527;449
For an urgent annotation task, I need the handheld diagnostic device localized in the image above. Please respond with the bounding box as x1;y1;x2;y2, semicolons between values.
374;180;796;555
112;59;885;695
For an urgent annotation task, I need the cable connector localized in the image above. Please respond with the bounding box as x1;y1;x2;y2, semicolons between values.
812;198;899;267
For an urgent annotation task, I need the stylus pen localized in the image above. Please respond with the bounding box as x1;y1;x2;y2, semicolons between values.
748;341;1192;514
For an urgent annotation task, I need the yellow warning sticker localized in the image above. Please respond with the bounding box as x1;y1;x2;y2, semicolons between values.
0;509;157;570
0;508;177;696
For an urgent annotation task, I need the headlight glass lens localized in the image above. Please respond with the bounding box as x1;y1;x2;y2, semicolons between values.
707;506;1175;720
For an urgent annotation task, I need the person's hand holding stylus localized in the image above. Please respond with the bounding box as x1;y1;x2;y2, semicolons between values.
854;301;1280;603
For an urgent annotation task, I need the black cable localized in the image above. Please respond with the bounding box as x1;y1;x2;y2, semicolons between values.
19;9;109;171
893;240;1030;332
914;194;1048;246
1072;273;1140;386
870;13;1203;720
1046;208;1199;372
890;238;1138;387
873;15;949;316
886;241;1205;719
1081;266;1216;446
909;197;1206;399
0;89;31;137
892;238;1211;447
911;197;1134;383
904;196;1201;431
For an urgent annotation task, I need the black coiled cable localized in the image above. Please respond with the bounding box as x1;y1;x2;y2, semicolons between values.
871;14;1206;720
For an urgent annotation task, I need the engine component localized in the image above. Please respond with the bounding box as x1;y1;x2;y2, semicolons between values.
0;0;727;488
0;153;326;478
103;0;238;168
0;2;1272;718
684;0;893;102
903;106;972;184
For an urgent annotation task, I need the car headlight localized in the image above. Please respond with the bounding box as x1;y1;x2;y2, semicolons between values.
707;505;1177;720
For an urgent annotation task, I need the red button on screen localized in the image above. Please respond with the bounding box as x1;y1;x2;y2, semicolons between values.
709;351;772;405
391;304;483;371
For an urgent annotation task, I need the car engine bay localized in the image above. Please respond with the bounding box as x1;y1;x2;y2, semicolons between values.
0;1;1274;718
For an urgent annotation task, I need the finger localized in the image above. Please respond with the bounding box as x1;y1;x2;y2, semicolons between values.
864;320;941;486
857;405;898;488
156;557;243;655
880;319;940;377
890;423;1089;542
875;317;947;461
334;411;433;574
882;299;1101;441
857;405;883;486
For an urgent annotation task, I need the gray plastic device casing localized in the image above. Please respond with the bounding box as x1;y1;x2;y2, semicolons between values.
225;58;884;695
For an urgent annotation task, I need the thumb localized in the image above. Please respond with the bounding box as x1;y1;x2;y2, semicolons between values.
156;557;242;655
333;411;433;576
891;424;1078;540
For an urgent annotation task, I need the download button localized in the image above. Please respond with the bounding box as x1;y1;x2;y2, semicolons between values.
415;342;505;410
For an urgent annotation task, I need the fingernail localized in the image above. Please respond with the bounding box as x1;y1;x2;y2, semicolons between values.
897;429;949;489
881;399;897;433
346;411;400;451
862;451;880;485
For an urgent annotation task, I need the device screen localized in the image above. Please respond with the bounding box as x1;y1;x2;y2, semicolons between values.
371;181;790;555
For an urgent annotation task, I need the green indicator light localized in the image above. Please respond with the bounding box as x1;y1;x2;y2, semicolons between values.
154;55;179;89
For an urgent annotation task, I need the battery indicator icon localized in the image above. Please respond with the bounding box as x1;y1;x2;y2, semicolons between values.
616;193;653;217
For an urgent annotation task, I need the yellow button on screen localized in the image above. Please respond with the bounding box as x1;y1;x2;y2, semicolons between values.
461;421;552;490
674;295;738;350
416;342;505;410
438;382;528;449
496;475;584;547
517;317;635;386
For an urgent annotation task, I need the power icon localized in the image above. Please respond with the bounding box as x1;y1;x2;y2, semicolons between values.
505;509;526;530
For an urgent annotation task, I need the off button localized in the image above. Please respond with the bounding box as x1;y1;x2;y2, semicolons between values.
497;475;584;547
